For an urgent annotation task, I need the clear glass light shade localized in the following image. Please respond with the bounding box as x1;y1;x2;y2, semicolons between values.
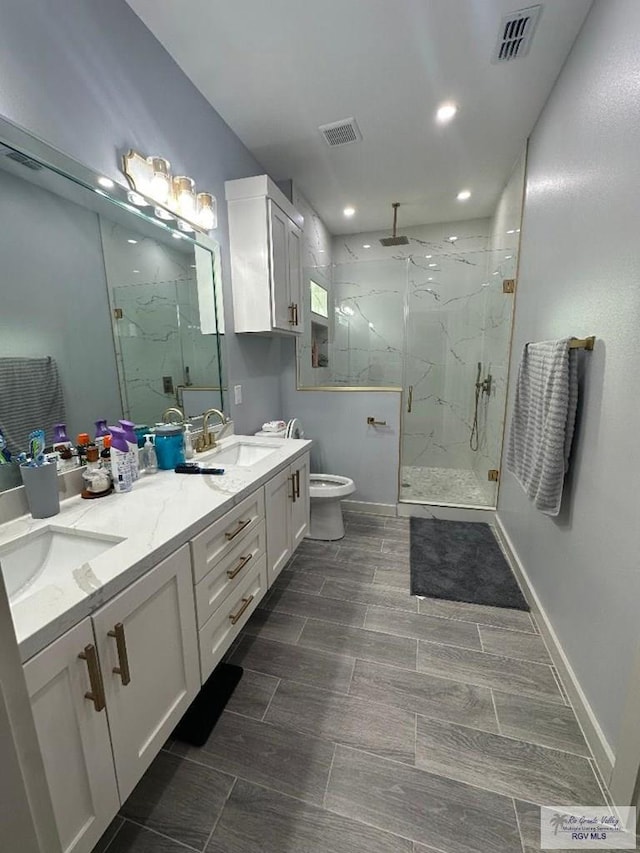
127;191;149;207
197;192;217;230
146;156;171;204
154;206;174;221
173;176;196;220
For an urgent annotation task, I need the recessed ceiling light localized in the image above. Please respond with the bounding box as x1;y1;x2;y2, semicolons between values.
98;176;114;189
456;190;471;201
133;269;140;273
362;244;371;249
127;239;138;244
343;206;356;217
507;229;515;234
425;254;432;259
493;271;499;276
436;102;457;124
428;277;433;281
448;236;458;242
505;255;513;259
368;322;375;330
318;249;325;253
428;263;437;268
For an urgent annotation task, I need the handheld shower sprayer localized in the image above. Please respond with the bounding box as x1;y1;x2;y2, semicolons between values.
470;362;492;451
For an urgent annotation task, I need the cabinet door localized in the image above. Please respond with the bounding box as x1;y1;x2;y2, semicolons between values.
93;545;199;802
287;220;303;333
265;466;293;585
268;200;293;331
23;619;119;853
291;453;310;550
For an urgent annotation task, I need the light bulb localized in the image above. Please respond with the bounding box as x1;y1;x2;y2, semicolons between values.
147;156;171;204
343;206;356;217
436;102;457;123
456;190;471;201
174;176;196;220
197;193;216;230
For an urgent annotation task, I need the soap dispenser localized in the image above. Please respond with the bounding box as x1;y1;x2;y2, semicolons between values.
184;423;194;460
141;434;158;475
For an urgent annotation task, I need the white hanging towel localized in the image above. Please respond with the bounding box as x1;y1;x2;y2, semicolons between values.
506;338;579;516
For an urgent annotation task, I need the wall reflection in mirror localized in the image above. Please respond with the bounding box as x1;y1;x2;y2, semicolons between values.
298;148;526;509
0;129;225;493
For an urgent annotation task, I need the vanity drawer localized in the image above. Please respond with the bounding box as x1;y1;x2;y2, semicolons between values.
191;488;265;584
198;555;267;682
194;520;266;627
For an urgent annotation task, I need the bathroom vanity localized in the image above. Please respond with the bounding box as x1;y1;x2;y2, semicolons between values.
0;435;310;853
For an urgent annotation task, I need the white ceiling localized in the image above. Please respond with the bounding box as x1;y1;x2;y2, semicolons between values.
126;0;592;234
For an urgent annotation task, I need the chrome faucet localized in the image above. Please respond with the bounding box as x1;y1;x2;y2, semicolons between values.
195;408;229;452
162;406;185;424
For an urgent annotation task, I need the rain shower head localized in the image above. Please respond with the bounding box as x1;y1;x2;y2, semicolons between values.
380;202;409;246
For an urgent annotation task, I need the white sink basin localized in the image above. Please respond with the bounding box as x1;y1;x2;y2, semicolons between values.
0;527;124;605
207;442;280;468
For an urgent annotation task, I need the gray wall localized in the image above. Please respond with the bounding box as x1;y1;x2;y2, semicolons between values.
0;0;282;434
497;0;640;756
280;339;401;506
0;169;122;442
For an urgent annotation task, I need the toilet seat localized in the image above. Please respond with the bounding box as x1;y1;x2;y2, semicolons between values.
285;418;303;439
309;474;355;499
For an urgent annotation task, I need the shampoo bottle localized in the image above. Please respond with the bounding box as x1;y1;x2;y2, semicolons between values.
118;419;139;481
109;428;133;493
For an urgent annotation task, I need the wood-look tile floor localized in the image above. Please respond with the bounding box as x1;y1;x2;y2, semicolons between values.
95;513;611;853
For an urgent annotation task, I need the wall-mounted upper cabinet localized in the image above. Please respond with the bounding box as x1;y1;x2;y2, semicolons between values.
225;175;304;335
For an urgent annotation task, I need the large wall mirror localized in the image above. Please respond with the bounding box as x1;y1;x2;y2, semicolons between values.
0;118;226;492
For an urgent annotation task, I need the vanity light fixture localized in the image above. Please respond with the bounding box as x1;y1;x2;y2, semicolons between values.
436;102;457;124
456;190;471;201
122;149;217;232
343;206;356;217
98;176;114;189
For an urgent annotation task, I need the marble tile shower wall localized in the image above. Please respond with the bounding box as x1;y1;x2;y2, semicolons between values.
331;218;508;472
100;221;221;426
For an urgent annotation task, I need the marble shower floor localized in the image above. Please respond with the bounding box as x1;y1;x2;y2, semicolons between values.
401;464;495;506
94;512;612;853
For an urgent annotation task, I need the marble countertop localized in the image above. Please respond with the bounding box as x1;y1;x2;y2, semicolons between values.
0;435;312;662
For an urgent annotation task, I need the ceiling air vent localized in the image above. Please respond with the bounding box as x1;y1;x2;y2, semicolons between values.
318;117;362;148
492;5;542;63
4;149;43;170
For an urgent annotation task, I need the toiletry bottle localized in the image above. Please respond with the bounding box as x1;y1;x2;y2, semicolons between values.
53;423;71;449
118;419;139;481
109;428;133;493
100;434;112;476
142;434;158;474
94;419;110;452
82;446;112;497
183;423;194;460
76;433;91;466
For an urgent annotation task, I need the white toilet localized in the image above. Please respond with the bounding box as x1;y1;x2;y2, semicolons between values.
308;474;356;541
255;418;356;540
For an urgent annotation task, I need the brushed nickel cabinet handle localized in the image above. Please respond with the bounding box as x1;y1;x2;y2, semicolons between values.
225;518;251;541
293;303;299;325
290;474;296;503
407;385;413;413
107;623;131;686
227;553;253;580
229;594;254;625
78;644;106;712
288;303;296;325
367;417;387;426
295;468;301;498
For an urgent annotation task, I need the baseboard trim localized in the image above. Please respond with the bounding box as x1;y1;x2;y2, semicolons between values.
494;514;615;783
341;500;396;517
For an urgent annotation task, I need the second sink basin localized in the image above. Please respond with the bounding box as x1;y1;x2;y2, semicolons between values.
207;441;280;468
0;526;124;605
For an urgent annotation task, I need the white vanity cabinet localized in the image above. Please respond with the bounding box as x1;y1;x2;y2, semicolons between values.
23;618;120;853
265;452;310;585
24;546;199;852
92;545;199;802
225;175;303;335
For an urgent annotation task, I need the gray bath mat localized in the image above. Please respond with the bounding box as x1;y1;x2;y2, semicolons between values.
410;518;529;611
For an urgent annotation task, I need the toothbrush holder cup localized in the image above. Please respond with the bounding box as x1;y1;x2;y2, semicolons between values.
20;462;60;519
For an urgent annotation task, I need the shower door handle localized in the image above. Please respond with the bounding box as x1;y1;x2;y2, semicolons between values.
407;386;413;413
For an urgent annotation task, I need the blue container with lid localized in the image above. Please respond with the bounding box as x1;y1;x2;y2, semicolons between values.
153;424;185;470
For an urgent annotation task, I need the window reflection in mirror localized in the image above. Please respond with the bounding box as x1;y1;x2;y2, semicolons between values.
0;128;225;493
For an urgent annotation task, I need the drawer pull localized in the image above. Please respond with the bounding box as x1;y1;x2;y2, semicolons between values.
78;644;106;712
227;553;253;580
294;468;301;498
288;303;296;325
229;594;254;625
290;475;296;503
107;623;131;686
225;518;251;541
